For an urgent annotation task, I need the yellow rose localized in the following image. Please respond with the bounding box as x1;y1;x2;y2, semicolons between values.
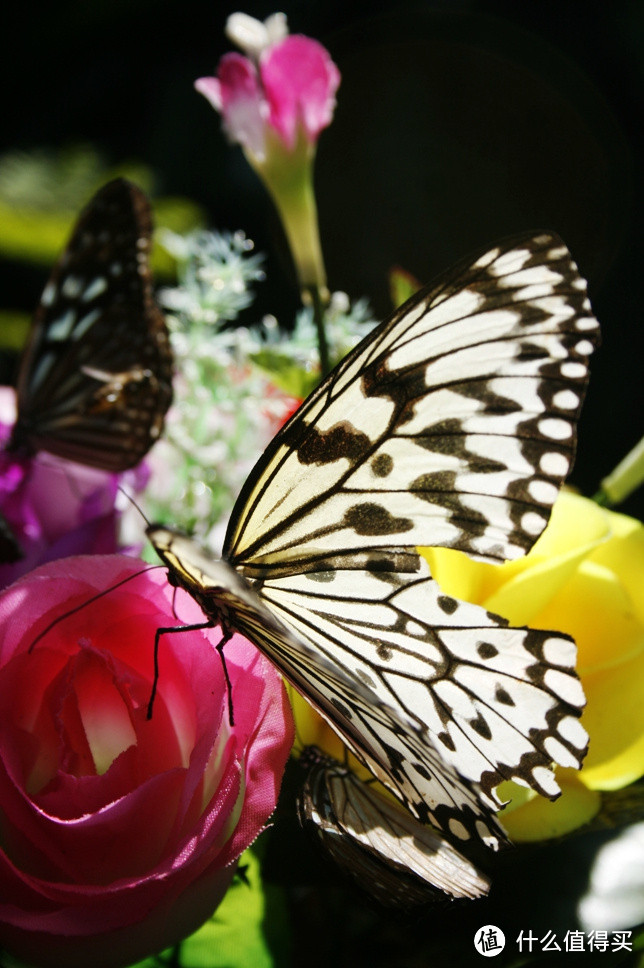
421;490;644;841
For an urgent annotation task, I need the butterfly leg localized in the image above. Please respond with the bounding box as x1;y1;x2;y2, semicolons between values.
216;628;235;727
148;620;217;719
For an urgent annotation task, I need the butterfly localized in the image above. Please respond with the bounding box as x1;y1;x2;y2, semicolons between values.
6;178;173;472
148;231;600;852
297;745;490;905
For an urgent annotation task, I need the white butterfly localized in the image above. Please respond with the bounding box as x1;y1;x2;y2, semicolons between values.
298;746;490;905
149;232;599;852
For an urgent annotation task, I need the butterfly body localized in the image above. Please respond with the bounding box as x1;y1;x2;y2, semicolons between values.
149;232;600;855
8;178;173;472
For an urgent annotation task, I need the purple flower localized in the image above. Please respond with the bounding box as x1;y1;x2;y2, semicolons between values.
0;388;144;589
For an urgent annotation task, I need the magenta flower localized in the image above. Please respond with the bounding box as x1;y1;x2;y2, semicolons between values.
0;388;142;589
196;13;339;161
195;13;340;293
0;555;294;967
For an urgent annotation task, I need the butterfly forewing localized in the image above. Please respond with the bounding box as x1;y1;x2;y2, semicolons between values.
298;747;491;905
226;233;598;572
10;178;173;471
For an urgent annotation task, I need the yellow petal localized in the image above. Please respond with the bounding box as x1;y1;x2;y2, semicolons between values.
580;650;644;789
534;561;642;674
591;522;644;628
499;770;601;841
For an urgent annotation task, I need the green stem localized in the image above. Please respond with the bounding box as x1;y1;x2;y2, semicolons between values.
308;284;330;377
593;436;644;507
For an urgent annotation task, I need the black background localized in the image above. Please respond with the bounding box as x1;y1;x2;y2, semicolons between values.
1;4;643;964
1;0;643;517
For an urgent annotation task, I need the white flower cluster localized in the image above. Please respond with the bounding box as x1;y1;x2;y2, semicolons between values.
141;229;377;552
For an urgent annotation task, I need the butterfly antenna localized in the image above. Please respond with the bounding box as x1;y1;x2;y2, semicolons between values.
117;486;152;527
29;565;163;652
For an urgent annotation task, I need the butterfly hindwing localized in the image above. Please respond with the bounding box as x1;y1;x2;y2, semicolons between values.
149;525;507;847
298;746;491;905
260;556;587;807
10;178;173;471
226;232;598;573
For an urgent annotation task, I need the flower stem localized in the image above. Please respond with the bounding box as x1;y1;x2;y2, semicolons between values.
593;436;644;507
307;284;331;377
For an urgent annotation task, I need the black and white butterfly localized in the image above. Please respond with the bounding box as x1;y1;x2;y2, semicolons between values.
6;178;173;472
298;746;490;905
148;232;599;853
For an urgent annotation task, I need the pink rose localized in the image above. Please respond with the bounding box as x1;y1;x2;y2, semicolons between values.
0;555;293;967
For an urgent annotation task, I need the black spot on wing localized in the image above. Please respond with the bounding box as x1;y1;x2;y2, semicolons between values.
469;714;493;741
298;422;371;465
343;503;414;536
371;453;393;477
495;685;515;706
438;731;456;752
438;595;458;615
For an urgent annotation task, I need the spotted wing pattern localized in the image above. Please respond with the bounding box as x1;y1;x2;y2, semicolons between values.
9;178;173;471
227;233;598;572
149;232;599;851
260;557;588;820
298;746;490;905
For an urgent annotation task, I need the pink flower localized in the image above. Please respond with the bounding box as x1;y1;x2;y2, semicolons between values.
195;15;340;162
195;13;339;293
0;388;143;589
0;555;293;967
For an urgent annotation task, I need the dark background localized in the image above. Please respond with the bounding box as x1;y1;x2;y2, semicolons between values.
1;2;643;964
1;0;643;518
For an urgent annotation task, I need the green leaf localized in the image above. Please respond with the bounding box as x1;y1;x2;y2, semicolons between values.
181;848;290;968
250;350;316;400
128;847;291;968
0;311;30;352
389;265;421;309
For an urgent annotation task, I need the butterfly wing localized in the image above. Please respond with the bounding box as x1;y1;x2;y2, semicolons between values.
260;557;587;810
298;747;491;905
225;232;598;573
149;525;506;847
9;178;173;471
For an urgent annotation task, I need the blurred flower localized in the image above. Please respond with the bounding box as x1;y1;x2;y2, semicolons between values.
195;12;340;293
0;387;144;589
158;228;265;327
0;555;293;968
146;229;375;551
578;822;644;931
421;490;644;841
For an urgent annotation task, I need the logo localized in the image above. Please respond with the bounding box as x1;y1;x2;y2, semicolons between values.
474;925;506;957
